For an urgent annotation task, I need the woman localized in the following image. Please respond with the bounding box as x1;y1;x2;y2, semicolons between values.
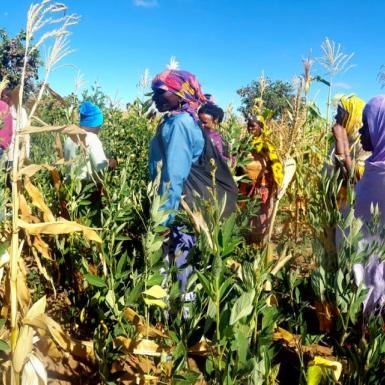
240;115;283;243
331;95;367;180
198;103;230;161
1;87;30;165
355;95;385;226
0;100;13;158
350;96;385;315
149;69;237;295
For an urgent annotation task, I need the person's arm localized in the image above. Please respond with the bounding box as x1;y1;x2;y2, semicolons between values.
88;135;108;172
332;123;351;176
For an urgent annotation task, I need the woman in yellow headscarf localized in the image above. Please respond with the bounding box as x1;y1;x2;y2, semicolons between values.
332;95;367;179
239;115;283;243
329;95;368;207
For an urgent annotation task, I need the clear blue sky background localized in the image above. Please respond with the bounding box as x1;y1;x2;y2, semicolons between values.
1;0;384;114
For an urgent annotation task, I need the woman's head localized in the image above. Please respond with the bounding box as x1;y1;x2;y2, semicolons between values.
335;95;365;136
79;101;104;132
359;96;385;161
151;70;206;120
198;104;224;130
247;116;265;137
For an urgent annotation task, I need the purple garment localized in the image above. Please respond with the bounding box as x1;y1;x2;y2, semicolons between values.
355;96;385;226
163;227;195;293
206;129;225;159
353;257;385;314
171;227;195;293
365;96;385;162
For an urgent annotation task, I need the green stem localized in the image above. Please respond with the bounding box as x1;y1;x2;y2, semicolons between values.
215;278;222;372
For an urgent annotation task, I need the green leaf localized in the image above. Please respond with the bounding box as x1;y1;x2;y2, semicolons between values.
84;274;106;288
196;271;212;298
0;339;10;352
230;290;255;325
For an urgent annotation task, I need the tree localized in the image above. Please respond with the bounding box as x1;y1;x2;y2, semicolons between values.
237;77;294;119
0;29;41;96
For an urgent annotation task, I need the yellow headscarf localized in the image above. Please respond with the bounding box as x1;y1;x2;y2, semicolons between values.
339;95;365;136
252;115;283;187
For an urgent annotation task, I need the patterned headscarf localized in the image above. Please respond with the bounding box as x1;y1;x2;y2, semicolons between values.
364;95;385;163
151;70;206;121
339;95;365;136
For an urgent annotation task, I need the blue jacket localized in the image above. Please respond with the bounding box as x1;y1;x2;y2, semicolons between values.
149;113;204;224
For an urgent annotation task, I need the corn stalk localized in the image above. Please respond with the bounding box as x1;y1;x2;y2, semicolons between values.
8;2;78;384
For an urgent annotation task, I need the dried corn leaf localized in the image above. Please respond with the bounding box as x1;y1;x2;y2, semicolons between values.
23;314;94;362
188;339;211;356
21;358;40;385
54;134;64;159
33;236;52;261
17;261;31;312
28;354;48;385
24;177;54;222
13;325;34;373
273;327;333;357
25;296;46;320
36;335;62;360
273;327;296;345
19;164;54;178
277;158;296;200
17;219;102;243
114;336;172;357
49;167;61;193
19;194;40;223
22;124;86;135
314;301;339;333
123;308;168;338
180;198;213;249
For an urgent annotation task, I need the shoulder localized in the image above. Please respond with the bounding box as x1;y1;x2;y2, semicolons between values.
166;112;197;129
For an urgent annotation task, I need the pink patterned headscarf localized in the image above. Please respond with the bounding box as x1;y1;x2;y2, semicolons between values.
152;70;206;121
0;100;13;149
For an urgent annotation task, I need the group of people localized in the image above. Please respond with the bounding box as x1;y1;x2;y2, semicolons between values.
1;69;385;300
328;94;385;236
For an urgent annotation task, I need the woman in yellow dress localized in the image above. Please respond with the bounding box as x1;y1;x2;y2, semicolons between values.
239;115;283;243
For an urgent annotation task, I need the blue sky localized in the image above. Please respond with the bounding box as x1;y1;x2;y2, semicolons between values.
1;0;384;114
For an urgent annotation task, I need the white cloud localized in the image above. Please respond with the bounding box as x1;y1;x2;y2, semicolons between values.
133;0;158;7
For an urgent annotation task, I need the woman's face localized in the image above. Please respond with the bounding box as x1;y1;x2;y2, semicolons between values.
199;112;216;130
152;89;180;112
335;104;348;126
359;114;373;151
247;120;262;137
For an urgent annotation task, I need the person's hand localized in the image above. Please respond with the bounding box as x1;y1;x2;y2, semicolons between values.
108;159;118;169
332;123;346;142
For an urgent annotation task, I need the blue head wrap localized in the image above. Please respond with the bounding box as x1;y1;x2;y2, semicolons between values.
79;101;104;128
